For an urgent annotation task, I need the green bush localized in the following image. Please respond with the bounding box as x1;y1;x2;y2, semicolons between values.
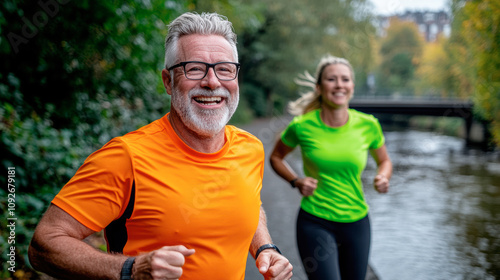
0;0;185;277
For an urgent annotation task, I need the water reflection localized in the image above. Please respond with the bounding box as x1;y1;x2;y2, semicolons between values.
363;129;500;280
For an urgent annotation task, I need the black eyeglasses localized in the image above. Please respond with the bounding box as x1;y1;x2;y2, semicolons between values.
167;61;241;81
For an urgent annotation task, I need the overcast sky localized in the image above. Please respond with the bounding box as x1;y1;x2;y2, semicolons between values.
369;0;450;15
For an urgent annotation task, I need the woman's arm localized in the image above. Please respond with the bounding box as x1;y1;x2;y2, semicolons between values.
269;139;298;183
269;139;318;196
370;144;393;193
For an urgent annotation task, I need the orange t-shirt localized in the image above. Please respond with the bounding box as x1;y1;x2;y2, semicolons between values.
52;113;264;279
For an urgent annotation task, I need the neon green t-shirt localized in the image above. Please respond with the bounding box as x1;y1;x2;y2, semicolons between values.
281;109;384;222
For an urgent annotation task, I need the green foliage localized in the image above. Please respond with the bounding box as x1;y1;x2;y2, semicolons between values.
413;37;455;98
461;0;500;146
377;18;424;94
0;0;187;276
241;83;267;117
437;0;500;147
431;0;477;100
192;0;378;115
382;52;414;88
235;0;377;115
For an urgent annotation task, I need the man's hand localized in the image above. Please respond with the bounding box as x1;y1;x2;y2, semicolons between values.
256;250;293;280
133;245;195;280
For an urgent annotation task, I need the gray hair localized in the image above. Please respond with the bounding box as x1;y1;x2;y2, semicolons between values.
288;54;355;115
164;12;238;69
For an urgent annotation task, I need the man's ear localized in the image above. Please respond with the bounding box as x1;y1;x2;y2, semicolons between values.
162;69;173;95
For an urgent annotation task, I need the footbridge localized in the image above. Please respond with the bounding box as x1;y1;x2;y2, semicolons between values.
349;97;490;148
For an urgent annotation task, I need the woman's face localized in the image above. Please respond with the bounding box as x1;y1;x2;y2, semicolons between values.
317;63;354;109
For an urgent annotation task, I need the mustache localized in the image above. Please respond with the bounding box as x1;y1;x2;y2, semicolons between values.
188;88;231;99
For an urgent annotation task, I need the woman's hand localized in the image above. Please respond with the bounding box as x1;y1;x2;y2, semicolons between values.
370;145;392;194
295;177;318;196
373;174;389;193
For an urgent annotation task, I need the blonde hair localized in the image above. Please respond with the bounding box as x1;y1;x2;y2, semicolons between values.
288;54;354;115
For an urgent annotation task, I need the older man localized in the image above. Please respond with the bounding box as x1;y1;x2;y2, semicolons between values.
29;12;293;280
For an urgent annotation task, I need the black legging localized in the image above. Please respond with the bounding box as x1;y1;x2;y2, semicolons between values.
296;208;371;280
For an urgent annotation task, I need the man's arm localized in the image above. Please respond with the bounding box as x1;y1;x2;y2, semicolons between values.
249;206;293;280
29;204;194;280
29;204;126;279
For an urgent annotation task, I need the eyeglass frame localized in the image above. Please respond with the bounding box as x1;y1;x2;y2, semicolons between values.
167;61;241;81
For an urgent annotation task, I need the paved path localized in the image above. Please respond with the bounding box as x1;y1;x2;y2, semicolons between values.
240;116;379;280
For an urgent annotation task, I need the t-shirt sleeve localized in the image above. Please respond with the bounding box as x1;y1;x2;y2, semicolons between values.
280;117;300;148
51;138;135;232
369;117;385;150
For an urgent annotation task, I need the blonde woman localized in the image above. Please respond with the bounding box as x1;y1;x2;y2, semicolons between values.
270;55;392;280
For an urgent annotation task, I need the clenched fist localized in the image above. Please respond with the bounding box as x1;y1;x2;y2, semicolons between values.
132;245;195;280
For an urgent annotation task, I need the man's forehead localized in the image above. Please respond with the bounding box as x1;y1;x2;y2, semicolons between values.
177;34;235;61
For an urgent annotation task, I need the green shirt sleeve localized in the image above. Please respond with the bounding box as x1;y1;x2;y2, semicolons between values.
281;116;300;148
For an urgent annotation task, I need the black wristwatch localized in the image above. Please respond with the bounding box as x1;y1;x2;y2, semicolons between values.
255;244;282;259
120;257;135;280
289;178;298;188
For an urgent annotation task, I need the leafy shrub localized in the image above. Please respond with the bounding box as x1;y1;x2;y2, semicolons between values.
0;0;184;277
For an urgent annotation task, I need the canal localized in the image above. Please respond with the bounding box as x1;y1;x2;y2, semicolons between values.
242;117;500;280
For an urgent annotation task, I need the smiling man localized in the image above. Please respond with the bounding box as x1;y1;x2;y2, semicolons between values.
28;12;293;280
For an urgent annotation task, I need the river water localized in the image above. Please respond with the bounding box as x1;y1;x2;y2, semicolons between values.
363;129;500;280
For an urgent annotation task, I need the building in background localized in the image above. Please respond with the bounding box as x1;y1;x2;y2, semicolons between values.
376;10;451;42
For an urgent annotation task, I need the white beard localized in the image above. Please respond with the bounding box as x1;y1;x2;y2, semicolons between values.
171;86;239;137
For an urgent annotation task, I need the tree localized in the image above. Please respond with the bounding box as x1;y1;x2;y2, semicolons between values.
377;18;425;94
460;0;500;146
413;36;456;97
0;1;189;276
235;0;378;116
443;0;500;146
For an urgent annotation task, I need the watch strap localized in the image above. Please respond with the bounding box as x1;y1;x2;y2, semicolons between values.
255;244;282;259
120;257;136;280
